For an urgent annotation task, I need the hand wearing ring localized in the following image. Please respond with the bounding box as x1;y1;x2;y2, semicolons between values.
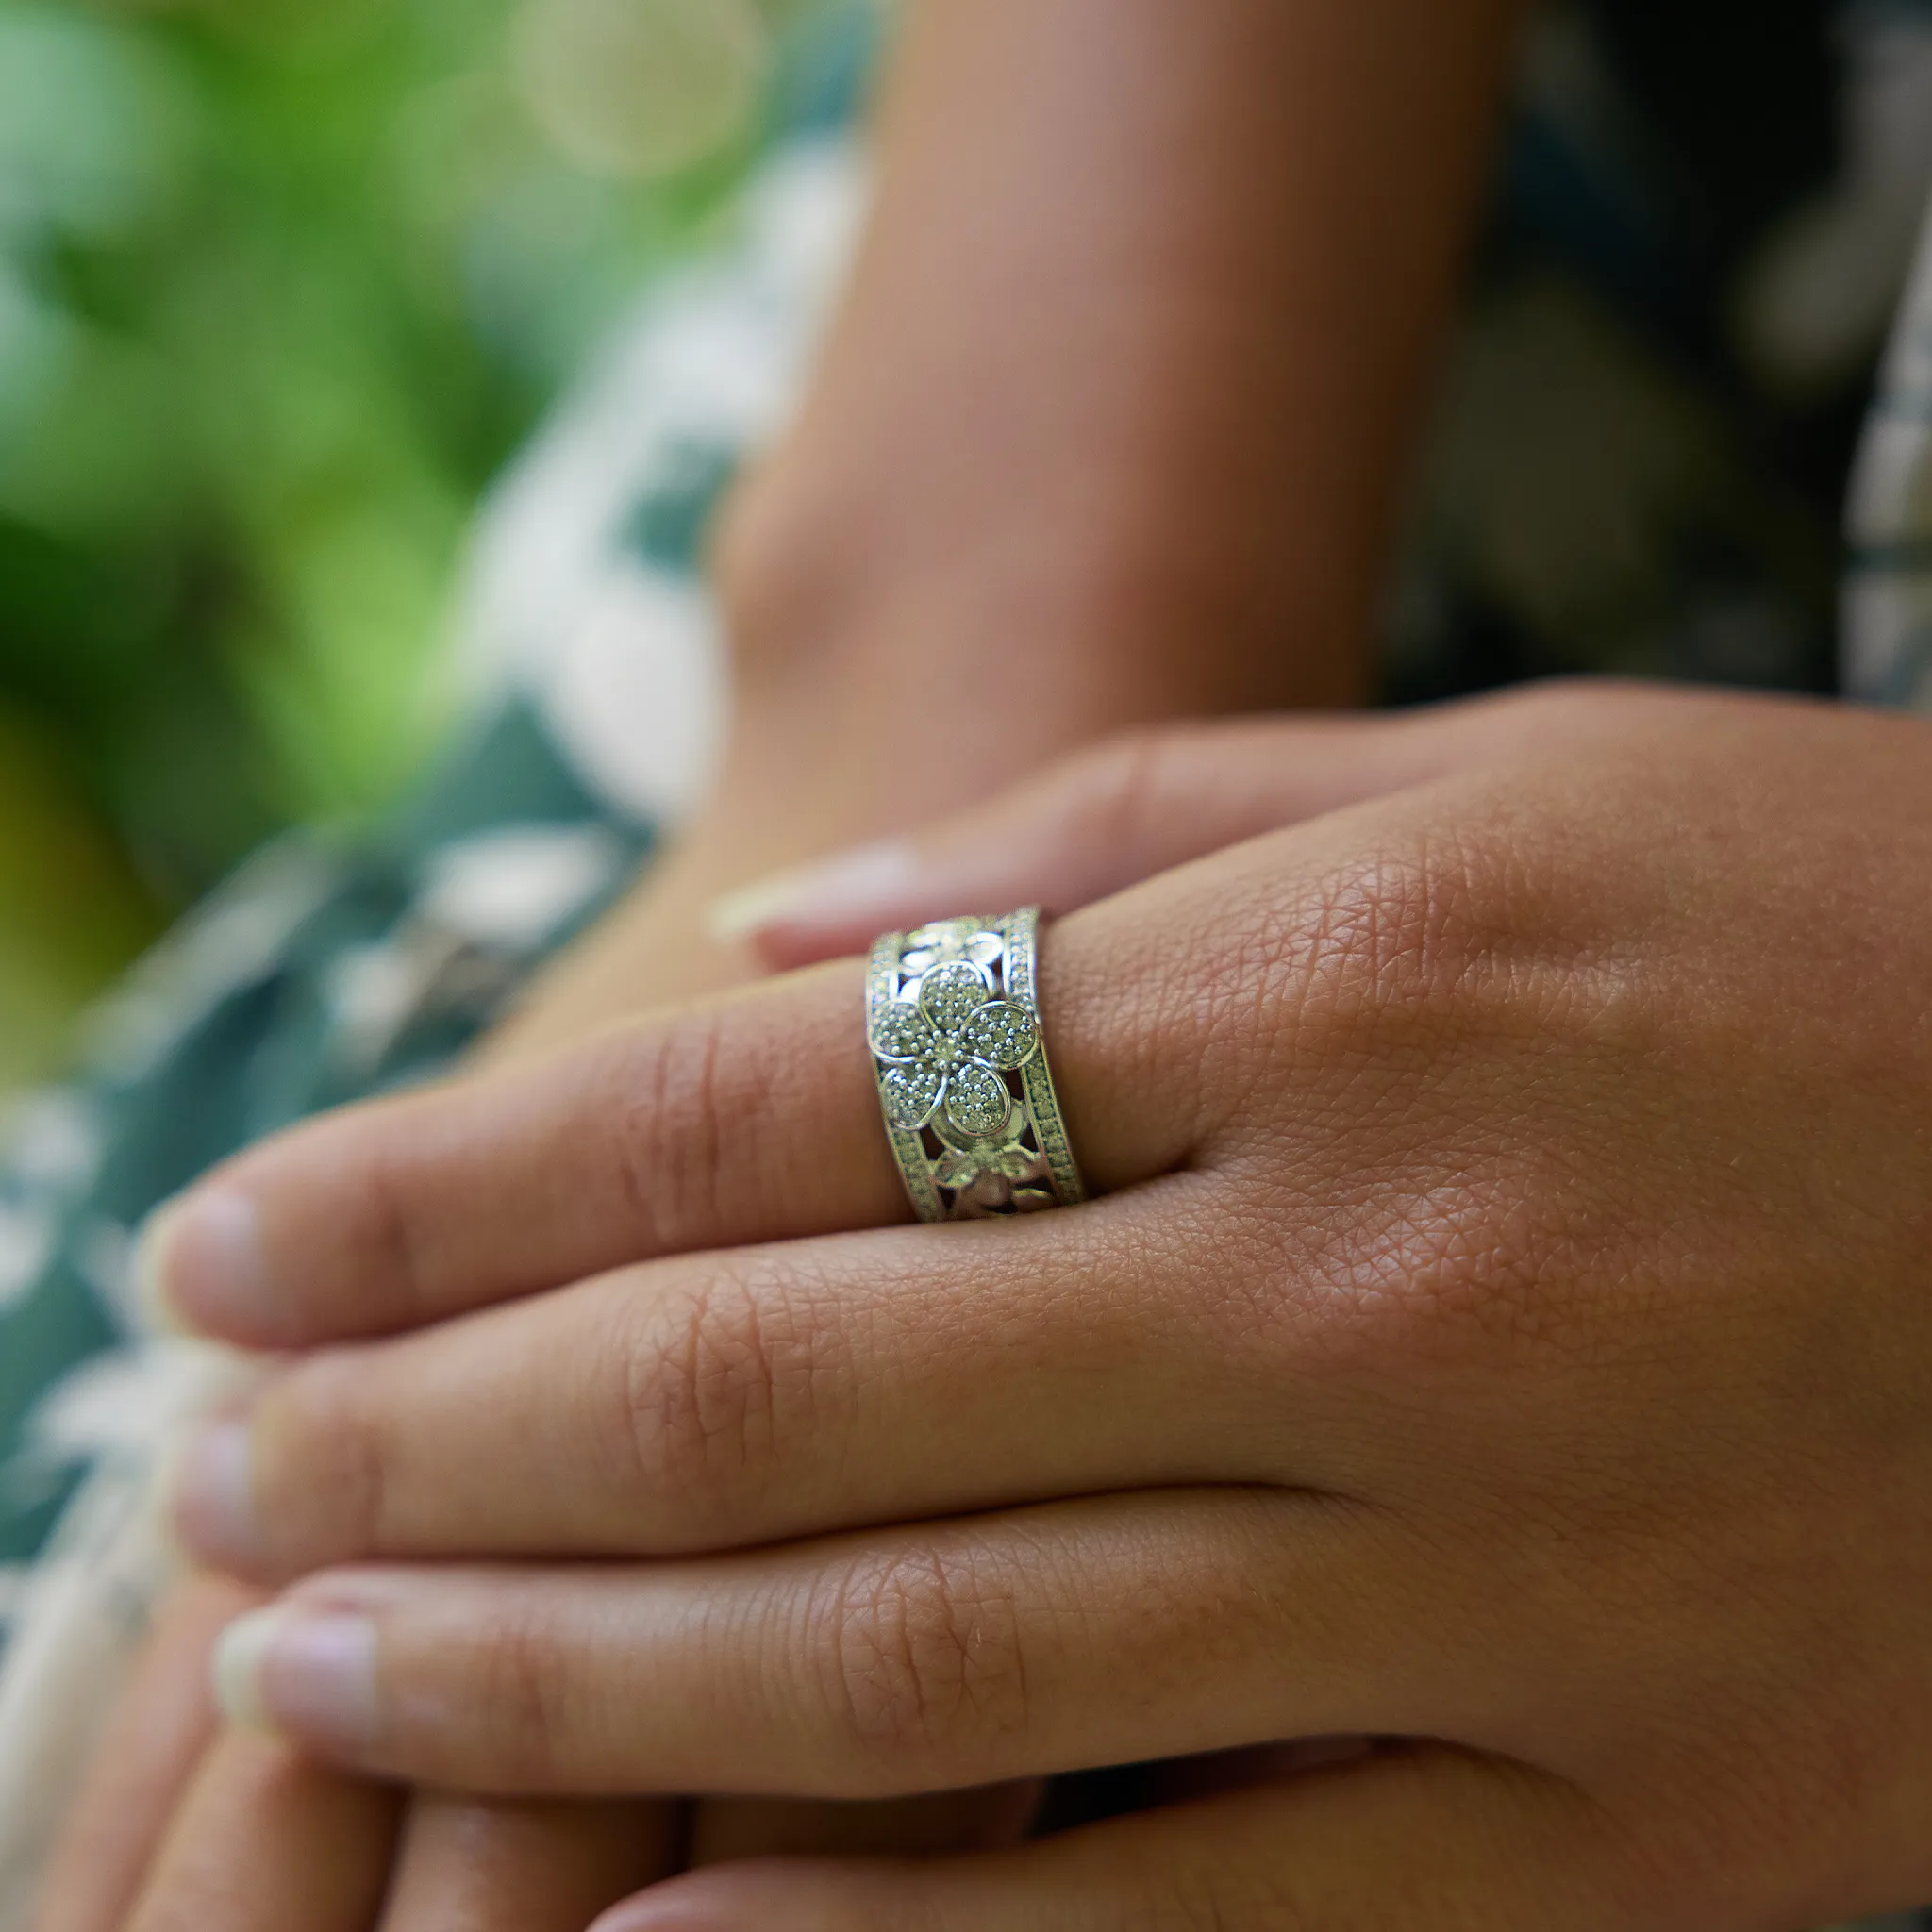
149;686;1932;1928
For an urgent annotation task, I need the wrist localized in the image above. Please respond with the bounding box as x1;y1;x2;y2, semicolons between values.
713;448;1374;774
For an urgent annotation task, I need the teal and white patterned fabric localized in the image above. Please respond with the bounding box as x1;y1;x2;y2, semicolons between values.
2;3;1931;1924
0;10;875;1907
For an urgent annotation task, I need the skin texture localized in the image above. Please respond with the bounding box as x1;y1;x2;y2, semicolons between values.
31;0;1525;1923
133;683;1932;1926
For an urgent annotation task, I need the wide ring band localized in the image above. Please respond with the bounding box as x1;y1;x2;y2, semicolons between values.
866;909;1087;1222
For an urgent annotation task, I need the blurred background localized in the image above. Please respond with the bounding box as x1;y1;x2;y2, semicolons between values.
0;0;825;1088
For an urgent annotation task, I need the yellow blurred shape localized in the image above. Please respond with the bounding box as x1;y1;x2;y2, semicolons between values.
511;0;771;179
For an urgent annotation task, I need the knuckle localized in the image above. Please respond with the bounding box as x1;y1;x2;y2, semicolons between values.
602;1006;738;1253
1191;838;1513;1116
464;1605;575;1779
1503;672;1660;728
264;1354;391;1564
610;1257;805;1526
813;1543;1031;1774
351;1132;443;1326
1261;821;1618;1074
1326;1163;1586;1374
1042;723;1228;886
706;467;771;616
708;461;847;662
1298;838;1506;1029
1054;726;1173;847
1487;673;1610;732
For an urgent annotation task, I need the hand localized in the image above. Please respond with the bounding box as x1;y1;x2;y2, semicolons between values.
141;682;1932;1927
38;701;1406;1932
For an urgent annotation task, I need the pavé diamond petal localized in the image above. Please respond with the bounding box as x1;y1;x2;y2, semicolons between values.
870;1001;934;1063
880;1061;942;1129
919;961;991;1033
960;999;1038;1070
943;1060;1011;1137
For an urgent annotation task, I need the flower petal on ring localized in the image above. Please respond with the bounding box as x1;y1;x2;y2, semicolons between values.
943;1059;1011;1137
880;1060;943;1129
903;920;1004;975
870;1000;936;1063
992;1142;1045;1182
959;999;1038;1071
934;1149;982;1189
918;961;991;1033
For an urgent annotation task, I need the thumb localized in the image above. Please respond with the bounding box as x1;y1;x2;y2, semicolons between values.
707;697;1524;972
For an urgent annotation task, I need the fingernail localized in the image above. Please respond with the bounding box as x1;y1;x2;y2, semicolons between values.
134;1202;189;1338
136;1186;264;1337
211;1606;280;1728
213;1605;379;1751
166;1417;262;1570
706;839;920;944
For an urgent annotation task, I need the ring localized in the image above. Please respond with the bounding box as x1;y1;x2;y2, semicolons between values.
866;909;1087;1222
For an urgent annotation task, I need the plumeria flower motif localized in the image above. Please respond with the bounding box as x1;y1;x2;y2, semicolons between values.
935;1139;1056;1217
870;959;1041;1139
933;1139;1043;1191
898;918;1004;978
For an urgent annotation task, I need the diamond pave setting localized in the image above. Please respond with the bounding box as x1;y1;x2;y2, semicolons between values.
867;951;1038;1139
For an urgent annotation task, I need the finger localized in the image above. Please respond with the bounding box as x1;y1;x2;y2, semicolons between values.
205;1491;1498;1799
378;1796;677;1932
136;961;895;1350
166;1178;1312;1579
685;1786;1041;1868
718;687;1601;972
121;1731;399;1932
33;1575;259;1932
590;1747;1649;1932
139;909;1185;1354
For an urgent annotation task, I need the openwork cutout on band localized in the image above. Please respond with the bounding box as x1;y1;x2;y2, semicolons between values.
866;909;1087;1223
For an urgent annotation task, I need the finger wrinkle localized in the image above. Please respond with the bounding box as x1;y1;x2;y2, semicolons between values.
815;1541;1034;1781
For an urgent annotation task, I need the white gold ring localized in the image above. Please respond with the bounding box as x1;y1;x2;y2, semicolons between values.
865;910;1086;1222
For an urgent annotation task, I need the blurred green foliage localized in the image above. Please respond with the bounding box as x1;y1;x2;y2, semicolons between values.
0;0;803;1084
